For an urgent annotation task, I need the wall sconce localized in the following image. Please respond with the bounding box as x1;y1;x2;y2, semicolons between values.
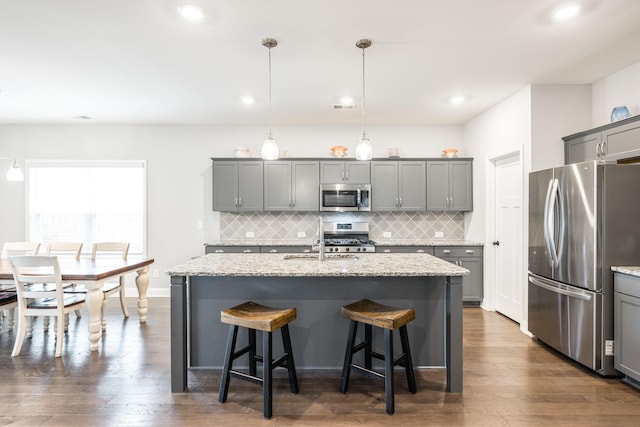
0;157;25;181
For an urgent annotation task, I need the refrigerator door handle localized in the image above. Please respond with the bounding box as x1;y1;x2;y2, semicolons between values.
543;178;559;268
529;275;592;301
554;178;565;264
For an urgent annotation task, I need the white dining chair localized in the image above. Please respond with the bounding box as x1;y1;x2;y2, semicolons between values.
64;242;130;330
45;242;84;323
9;255;86;357
1;242;41;332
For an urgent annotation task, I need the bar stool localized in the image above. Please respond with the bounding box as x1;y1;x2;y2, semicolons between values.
340;299;417;415
218;301;299;419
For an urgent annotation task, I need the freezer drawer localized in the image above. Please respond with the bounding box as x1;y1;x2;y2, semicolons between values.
528;274;600;371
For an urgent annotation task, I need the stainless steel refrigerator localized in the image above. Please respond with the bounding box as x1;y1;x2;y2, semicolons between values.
528;160;640;376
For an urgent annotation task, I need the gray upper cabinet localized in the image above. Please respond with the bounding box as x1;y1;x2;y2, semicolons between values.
371;161;426;211
564;115;640;164
426;160;473;211
264;160;319;211
212;160;263;212
320;161;370;184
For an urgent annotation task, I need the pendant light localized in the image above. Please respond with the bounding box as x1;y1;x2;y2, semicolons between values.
261;38;279;160
355;39;373;161
1;157;24;182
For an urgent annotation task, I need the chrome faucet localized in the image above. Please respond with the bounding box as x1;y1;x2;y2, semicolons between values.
312;216;325;260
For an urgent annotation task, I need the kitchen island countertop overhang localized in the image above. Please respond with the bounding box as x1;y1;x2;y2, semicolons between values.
167;253;469;394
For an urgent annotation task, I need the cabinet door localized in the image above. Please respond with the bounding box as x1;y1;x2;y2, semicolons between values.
320;161;346;183
460;257;483;303
345;161;371;184
238;161;264;211
449;161;472;211
291;161;319;211
426;161;449;211
264;161;291;211
371;161;398;211
565;132;600;164
213;161;239;211
398;161;426;210
602;120;640;161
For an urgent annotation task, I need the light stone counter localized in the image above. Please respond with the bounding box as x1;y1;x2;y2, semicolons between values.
166;253;469;277
612;266;640;278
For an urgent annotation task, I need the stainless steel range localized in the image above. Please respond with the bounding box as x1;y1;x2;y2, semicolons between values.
323;221;375;253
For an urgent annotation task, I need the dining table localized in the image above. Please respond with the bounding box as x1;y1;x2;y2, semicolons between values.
0;256;154;351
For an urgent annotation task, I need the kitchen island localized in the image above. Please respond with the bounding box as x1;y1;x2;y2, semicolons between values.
167;253;468;394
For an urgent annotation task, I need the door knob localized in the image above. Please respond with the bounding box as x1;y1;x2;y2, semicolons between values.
492;241;500;246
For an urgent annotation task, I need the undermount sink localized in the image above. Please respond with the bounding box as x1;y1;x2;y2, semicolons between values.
283;254;359;261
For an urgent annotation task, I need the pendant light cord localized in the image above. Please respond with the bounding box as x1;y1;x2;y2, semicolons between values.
268;46;273;137
361;45;366;136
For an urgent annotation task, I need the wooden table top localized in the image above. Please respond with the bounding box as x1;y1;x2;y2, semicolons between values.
0;257;154;282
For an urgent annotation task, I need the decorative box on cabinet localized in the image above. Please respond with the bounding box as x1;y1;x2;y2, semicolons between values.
212;160;263;212
320;161;370;184
434;246;483;305
264;160;319;211
371;161;426;211
426;160;472;211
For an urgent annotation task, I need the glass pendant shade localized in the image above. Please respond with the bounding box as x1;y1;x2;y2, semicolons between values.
355;132;373;160
6;160;24;182
261;133;279;160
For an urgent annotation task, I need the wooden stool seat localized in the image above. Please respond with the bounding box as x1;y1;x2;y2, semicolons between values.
340;299;417;415
342;299;415;330
221;301;296;332
219;301;299;419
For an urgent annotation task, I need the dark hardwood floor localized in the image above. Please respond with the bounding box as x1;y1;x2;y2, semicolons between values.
2;299;640;426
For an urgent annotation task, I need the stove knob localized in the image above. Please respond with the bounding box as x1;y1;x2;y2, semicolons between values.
345;247;350;252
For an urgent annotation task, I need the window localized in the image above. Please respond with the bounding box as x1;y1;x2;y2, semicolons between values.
26;160;146;256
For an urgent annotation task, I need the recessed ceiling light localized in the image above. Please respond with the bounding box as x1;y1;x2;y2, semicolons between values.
551;3;581;21
450;96;466;105
241;96;255;105
177;4;206;21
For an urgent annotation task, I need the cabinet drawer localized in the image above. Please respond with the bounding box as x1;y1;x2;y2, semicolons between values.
260;246;312;254
377;246;433;254
434;246;482;258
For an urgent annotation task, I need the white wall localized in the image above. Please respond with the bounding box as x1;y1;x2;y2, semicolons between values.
0;124;462;296
592;62;640;127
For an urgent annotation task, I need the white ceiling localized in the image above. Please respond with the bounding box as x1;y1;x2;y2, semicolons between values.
2;0;640;126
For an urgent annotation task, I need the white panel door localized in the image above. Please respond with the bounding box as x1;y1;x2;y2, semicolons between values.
495;154;523;322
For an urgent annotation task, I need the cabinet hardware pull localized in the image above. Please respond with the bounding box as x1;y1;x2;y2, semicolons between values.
269;249;278;253
399;197;402;206
384;249;392;253
416;249;425;253
465;249;474;254
443;249;452;254
243;249;252;253
238;197;242;207
214;250;224;253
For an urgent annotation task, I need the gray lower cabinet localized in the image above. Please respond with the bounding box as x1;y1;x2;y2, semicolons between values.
371;161;426;211
264;161;319;211
434;246;483;305
564;115;640;164
205;245;259;254
320;161;371;184
614;272;640;383
426;160;473;211
212;160;263;212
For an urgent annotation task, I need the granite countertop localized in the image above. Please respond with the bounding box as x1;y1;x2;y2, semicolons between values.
166;253;470;278
612;266;640;278
205;239;483;247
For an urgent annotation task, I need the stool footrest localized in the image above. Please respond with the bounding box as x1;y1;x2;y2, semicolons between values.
231;345;252;362
350;364;385;381
230;369;263;385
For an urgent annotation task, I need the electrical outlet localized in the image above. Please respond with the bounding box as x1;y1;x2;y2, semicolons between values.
246;231;255;238
152;269;160;278
196;220;203;230
383;232;392;238
297;231;306;238
435;231;444;238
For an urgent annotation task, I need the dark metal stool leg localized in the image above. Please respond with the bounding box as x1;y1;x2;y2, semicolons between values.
263;331;273;419
249;328;257;377
384;328;395;415
399;325;417;394
219;325;239;403
280;324;299;394
364;323;372;370
340;320;358;393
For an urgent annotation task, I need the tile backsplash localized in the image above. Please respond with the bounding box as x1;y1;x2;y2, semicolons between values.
220;211;464;241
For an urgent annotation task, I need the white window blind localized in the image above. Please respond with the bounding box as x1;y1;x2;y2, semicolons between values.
26;160;146;256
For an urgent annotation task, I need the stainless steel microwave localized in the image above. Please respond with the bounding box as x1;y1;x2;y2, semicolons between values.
320;184;371;212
